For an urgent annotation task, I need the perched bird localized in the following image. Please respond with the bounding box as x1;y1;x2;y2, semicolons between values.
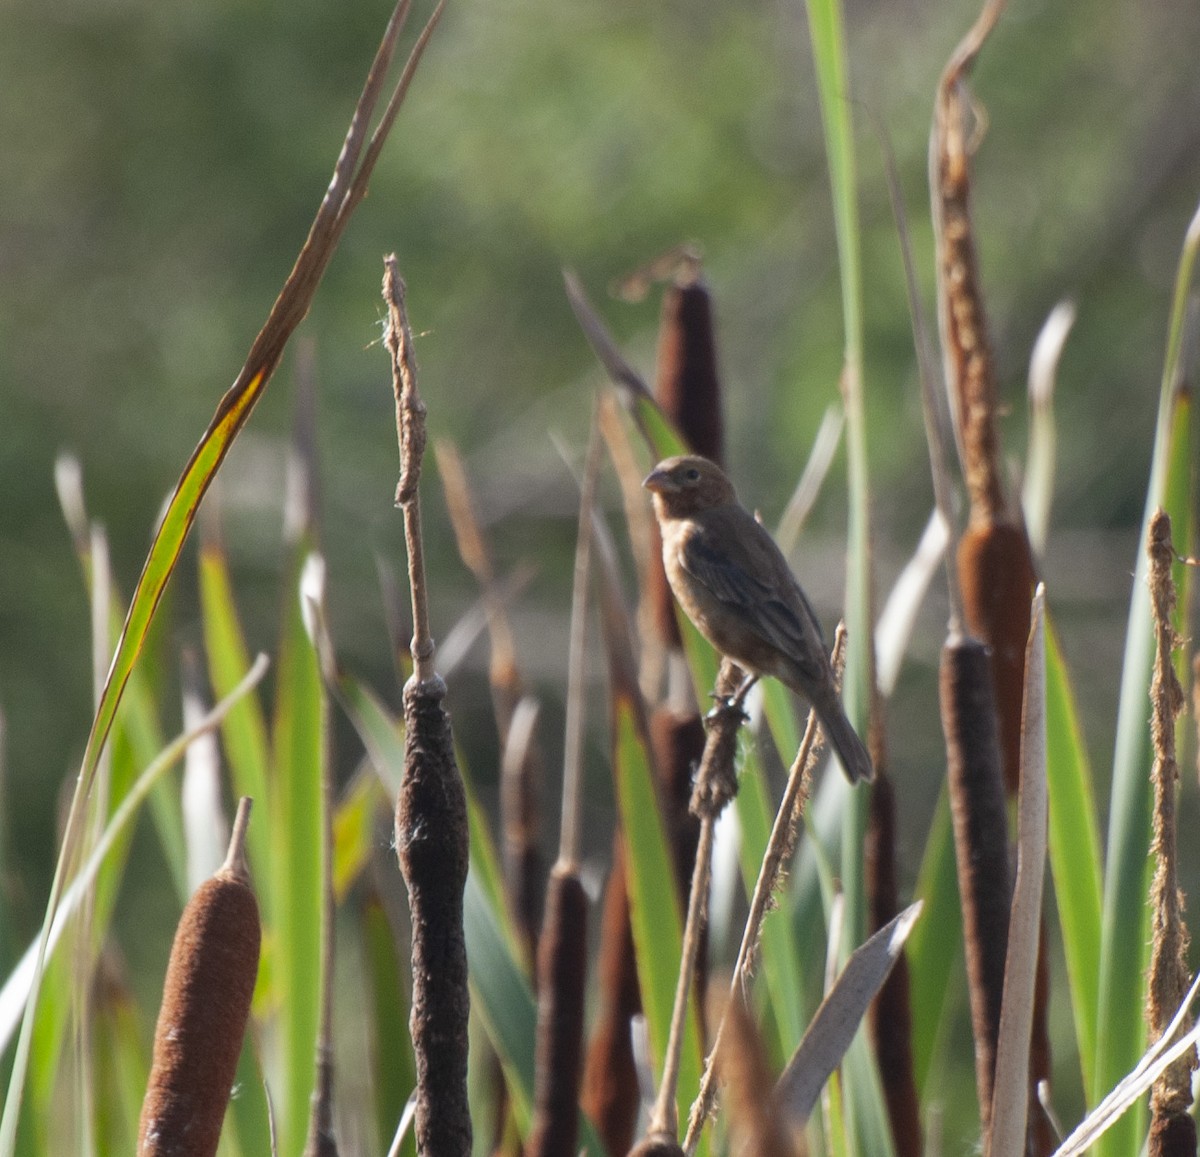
644;454;873;784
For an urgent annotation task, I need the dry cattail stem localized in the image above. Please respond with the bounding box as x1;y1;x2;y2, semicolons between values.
436;440;544;962
940;632;1010;1133
931;0;1006;524
1146;511;1196;1148
384;257;472;1157
933;6;1056;1144
303;571;338;1157
498;696;545;968
526;867;590;1157
683;632;844;1154
138;797;260;1157
527;418;601;1157
637;661;748;1150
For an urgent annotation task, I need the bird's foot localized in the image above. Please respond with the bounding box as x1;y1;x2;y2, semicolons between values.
705;694;749;726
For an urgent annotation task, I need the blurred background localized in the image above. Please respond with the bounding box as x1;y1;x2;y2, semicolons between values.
2;0;1199;1139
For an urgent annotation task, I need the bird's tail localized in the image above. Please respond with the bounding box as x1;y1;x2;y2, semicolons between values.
815;695;874;784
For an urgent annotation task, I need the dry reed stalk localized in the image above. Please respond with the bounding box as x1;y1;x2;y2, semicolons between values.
1146;511;1196;1155
138;798;260;1157
642;661;747;1149
436;439;544;964
526;416;602;1157
384;258;472;1157
931;0;1006;527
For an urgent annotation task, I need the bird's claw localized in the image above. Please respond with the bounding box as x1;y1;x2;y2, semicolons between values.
704;694;748;726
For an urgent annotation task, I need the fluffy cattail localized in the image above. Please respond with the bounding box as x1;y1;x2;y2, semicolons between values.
138;798;260;1157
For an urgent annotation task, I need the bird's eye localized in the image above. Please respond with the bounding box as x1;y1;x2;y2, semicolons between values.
685;467;701;481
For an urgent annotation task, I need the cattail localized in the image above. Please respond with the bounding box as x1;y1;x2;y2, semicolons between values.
385;257;473;1157
933;5;1053;1146
940;633;1010;1133
583;843;644;1156
526;868;589;1157
138;798;260;1157
719;992;803;1157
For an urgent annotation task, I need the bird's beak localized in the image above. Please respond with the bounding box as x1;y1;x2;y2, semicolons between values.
642;467;672;494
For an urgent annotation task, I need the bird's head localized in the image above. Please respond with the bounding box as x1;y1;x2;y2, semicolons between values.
643;455;736;517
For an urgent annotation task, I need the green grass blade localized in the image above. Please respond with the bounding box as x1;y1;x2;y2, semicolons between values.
1044;617;1102;1094
332;771;385;901
111;634;188;905
199;539;272;898
226;1036;271;1157
0;367;271;1156
611;698;704;1141
463;870;607;1157
92;976;147;1156
267;545;327;1157
363;895;416;1157
805;38;873;1149
1094;203;1200;1156
906;787;961;1097
463;870;537;1131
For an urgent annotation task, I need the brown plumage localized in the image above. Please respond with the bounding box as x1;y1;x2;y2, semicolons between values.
643;454;872;784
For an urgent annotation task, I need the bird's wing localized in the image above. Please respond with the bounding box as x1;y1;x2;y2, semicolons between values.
679;520;827;683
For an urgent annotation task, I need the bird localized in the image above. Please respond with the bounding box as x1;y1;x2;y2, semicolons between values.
643;454;873;784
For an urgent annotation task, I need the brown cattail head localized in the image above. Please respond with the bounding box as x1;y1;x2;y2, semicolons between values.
396;676;472;1157
655;278;724;466
649;274;725;648
582;842;642;1157
627;1133;686;1157
138;798;260;1157
1149;1111;1198;1157
526;867;589;1157
956;520;1038;797
719;991;803;1157
940;633;1011;1132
